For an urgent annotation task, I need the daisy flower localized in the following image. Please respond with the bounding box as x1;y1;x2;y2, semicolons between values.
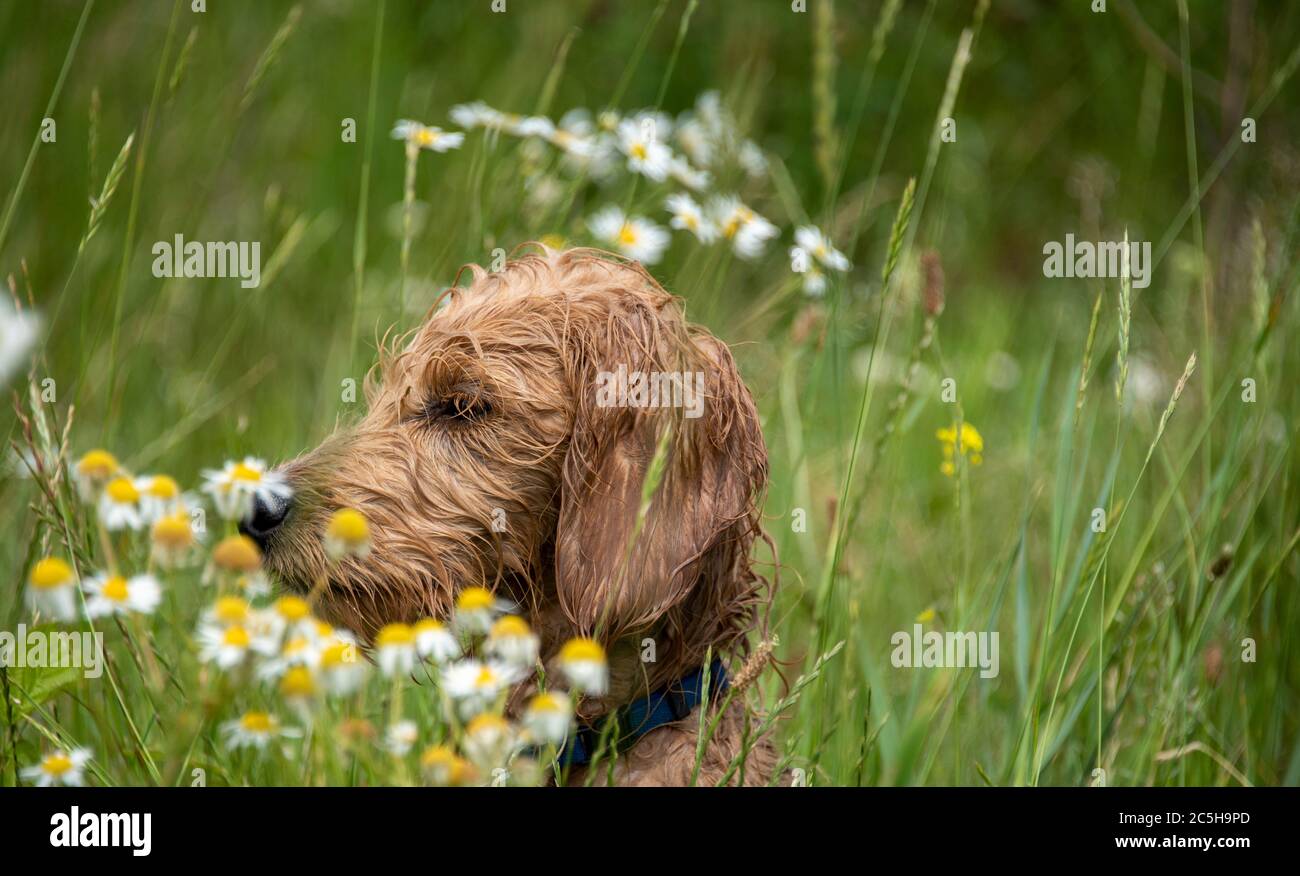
97;476;143;531
374;622;418;677
462;714;514;766
278;665;318;708
557;637;608;695
414;618;460;663
587;206;670;265
508;115;556;139
421;745;474;786
21;748;91;787
150;510;201;569
738;139;768;177
324;507;371;560
391;119;464;152
441;659;515;719
26;557;79;623
134;474;184;523
84;573;161;618
384;720;419;756
789;246;828;297
523;691;572;747
220;711;299;752
548;112;598;158
485;615;539;668
210;534;268;594
794;226;852;272
258;632;321;681
0;299;40;386
449;101;506;130
198;623;255;669
319;633;368;695
615;119;671;181
709;196;778;260
74;449;119;501
201;457;291;521
453;586;502;636
668;155;710;192
674;116;714;168
665;193;718;243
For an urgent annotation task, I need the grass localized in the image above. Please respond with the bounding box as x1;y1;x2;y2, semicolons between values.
2;0;1299;787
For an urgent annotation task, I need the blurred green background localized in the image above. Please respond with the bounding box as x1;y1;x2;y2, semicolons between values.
3;0;1299;785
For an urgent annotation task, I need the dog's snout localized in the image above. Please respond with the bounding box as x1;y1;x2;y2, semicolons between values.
239;491;292;550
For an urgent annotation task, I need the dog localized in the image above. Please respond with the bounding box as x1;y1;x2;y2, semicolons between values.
243;246;778;785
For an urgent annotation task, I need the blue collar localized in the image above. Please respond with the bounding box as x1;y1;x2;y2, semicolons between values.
558;658;729;768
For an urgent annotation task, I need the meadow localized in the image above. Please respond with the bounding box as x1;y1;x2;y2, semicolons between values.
1;0;1298;787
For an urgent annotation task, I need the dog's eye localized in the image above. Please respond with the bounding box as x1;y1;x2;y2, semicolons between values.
419;386;492;424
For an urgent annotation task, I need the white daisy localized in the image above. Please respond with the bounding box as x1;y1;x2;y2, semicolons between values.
25;557;79;623
557;637;608;695
74;449;119;502
197;618;275;670
421;745;474;786
449;101;505;130
134;474;185;524
665;193;718;243
21;748;91;787
318;632;368;695
508;115;556;139
616;119;671;182
150;510;202;569
0;299;40;386
462;714;515;766
668;155;710;192
709;195;778;260
588;206;670;265
83;572;161;618
441;659;517;720
484;615;539;668
674;116;714;168
374;623;418;677
384;720;419;756
391;119;464;152
201;457;292;521
97;476;143;531
452;586;506;637
523;691;572;747
794;226;852;272
790;245;828;297
220;711;300;752
738;139;767;177
414;618;460;664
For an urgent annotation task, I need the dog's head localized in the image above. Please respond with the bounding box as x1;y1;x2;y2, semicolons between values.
250;247;768;692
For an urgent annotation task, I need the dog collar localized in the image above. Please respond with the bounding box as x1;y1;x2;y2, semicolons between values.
557;658;729;768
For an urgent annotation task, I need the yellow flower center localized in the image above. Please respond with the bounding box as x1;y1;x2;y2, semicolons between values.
280;666;316;698
421;745;455;769
152;513;194;548
321;642;350;667
559;637;606;664
473;666;498;689
230;462;263;482
489;615;531;639
213;595;250;623
104;477;140;504
467;714;508;736
456;586;494;612
631;143;648;161
146;475;180;499
327;508;370;545
212;535;262;572
376;623;414;648
618;224;639;246
414;618;445;635
529;692;564;713
43;754;73;775
223;626;251;648
76;449;118;479
685;214;699;230
415;128;437;146
101;576;129;602
30;557;74;590
275;595;311;621
240;711;273;733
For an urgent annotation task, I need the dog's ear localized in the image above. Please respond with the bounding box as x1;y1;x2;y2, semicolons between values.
555;284;767;662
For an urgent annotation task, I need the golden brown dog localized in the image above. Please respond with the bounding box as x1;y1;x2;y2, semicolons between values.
246;246;777;785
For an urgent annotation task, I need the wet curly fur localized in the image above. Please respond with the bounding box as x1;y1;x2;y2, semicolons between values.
263;246;779;785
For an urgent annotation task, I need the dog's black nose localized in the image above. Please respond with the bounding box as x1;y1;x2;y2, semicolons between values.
239;492;291;550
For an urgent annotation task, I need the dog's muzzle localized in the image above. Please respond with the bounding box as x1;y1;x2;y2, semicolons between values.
239;491;292;551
